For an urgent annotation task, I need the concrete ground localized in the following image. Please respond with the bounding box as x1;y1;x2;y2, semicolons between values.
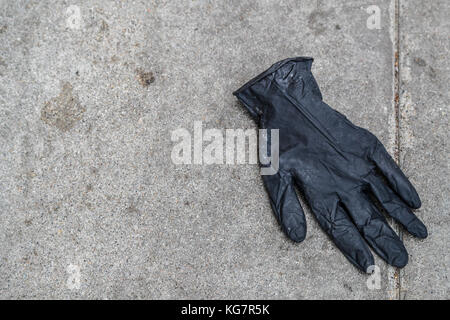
0;0;448;299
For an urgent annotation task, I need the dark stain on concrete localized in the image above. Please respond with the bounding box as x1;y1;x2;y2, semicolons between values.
100;19;109;33
126;204;141;215
96;20;109;41
343;283;353;292
0;56;6;67
136;69;155;87
308;9;334;35
0;56;6;74
428;66;437;78
413;57;437;78
413;57;427;67
90;167;99;175
41;82;86;131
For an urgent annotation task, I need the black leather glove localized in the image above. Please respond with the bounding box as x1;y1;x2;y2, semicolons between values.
233;57;427;272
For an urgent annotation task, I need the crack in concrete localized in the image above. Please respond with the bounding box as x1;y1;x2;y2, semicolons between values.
393;0;402;300
387;0;403;300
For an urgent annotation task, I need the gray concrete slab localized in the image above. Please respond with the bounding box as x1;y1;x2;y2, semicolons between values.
398;0;449;299
0;0;444;299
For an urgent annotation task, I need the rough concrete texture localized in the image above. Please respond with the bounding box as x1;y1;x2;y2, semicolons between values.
397;0;449;299
0;0;447;299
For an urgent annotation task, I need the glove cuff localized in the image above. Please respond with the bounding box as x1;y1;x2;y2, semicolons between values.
233;57;313;120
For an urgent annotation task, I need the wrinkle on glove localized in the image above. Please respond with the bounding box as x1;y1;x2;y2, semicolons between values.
233;57;427;272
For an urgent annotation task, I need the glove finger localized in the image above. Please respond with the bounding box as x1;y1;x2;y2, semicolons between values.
312;200;374;273
342;191;409;268
371;140;421;209
262;174;307;242
366;173;427;238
